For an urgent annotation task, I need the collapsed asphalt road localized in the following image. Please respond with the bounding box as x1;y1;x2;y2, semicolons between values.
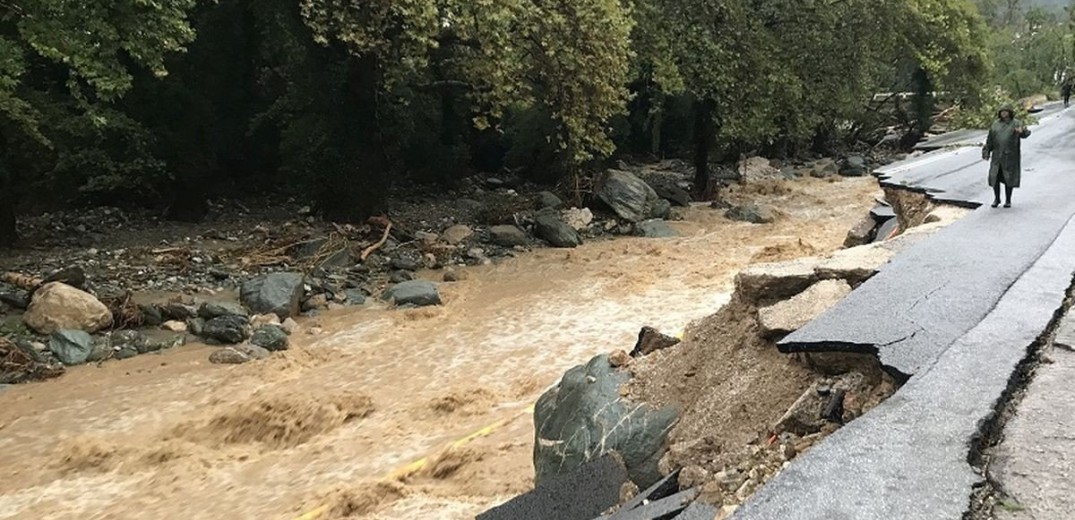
783;106;1075;378
735;109;1075;519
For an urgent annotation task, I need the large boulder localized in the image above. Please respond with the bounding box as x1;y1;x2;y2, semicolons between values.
240;272;304;319
48;330;94;365
382;280;442;307
758;279;852;335
23;283;113;334
534;354;678;489
534;214;582;248
489;225;529;247
595;170;665;223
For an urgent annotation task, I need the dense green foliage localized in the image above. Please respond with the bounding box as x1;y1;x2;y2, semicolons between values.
978;0;1073;98
0;0;1072;246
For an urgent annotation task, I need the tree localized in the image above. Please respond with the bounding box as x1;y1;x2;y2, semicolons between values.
299;0;633;210
0;0;197;247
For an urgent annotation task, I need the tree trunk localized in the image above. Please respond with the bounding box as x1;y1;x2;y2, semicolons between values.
811;123;835;155
911;67;928;138
0;133;15;248
650;106;664;157
0;195;15;248
692;98;716;200
165;126;211;223
317;53;389;223
165;179;209;223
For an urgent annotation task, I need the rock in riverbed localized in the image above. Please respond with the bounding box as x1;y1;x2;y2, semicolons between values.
23;282;113;334
489;225;529;247
198;301;249;319
839;155;868;177
250;325;289;351
162;320;188;332
209;344;271;365
726;203;777;224
534;354;678;489
596;170;667;223
636;220;678;238
48;330;94;365
382;280;442;307
202;315;251;344
535;213;582;248
442;225;474;245
562;207;595;231
240;272;303;319
536;191;564;209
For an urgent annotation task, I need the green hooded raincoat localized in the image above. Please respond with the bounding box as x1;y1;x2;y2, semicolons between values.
982;105;1031;188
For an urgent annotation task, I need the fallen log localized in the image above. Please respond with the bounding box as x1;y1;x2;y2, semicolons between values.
2;267;87;293
1;272;42;290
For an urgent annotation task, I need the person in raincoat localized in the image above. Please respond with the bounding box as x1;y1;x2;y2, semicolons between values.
982;106;1031;208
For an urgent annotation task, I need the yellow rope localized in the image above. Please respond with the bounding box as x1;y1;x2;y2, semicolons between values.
292;404;536;520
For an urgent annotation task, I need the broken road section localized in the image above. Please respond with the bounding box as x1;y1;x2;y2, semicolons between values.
734;213;1075;520
780;109;1075;379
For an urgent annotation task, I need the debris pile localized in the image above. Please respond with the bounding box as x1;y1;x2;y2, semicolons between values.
503;229;916;517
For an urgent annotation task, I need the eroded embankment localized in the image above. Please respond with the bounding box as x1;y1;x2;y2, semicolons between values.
616;193;968;516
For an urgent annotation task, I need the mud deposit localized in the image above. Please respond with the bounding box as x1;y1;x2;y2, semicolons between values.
0;176;881;519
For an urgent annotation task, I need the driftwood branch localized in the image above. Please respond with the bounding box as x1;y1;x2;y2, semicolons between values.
1;272;42;290
361;220;393;261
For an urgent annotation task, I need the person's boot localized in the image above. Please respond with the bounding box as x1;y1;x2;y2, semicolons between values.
1004;187;1013;208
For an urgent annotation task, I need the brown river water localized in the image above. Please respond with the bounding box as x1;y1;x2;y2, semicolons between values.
0;177;880;520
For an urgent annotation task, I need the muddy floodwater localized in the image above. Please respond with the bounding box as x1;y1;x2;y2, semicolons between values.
0;177;880;520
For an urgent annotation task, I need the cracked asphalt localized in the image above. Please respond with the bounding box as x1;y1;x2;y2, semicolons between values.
780;106;1075;378
735;107;1075;520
